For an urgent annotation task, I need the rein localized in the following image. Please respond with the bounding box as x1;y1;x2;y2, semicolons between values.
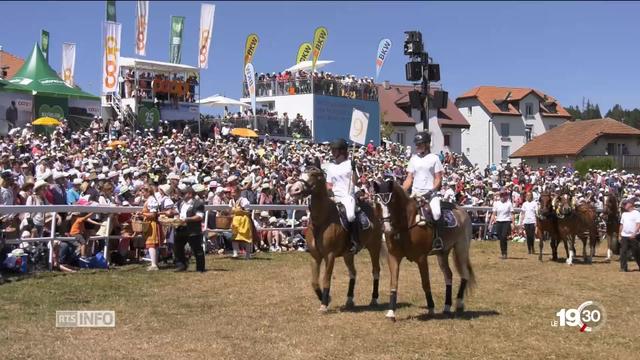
374;191;421;234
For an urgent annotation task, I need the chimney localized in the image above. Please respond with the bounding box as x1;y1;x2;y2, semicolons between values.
383;80;390;90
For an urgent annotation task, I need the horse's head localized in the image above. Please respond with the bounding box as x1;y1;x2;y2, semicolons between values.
603;192;618;218
538;192;554;219
554;193;573;219
372;178;406;234
288;166;326;199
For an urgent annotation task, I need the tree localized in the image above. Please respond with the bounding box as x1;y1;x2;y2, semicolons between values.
565;105;582;120
380;111;395;140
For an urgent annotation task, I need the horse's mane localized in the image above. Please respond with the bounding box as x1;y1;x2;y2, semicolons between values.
388;181;412;228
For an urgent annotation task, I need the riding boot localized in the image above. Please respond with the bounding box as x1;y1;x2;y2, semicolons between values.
429;217;445;255
348;221;360;254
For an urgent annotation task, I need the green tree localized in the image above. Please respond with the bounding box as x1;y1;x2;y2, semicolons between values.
565;105;582;119
380;111;395;140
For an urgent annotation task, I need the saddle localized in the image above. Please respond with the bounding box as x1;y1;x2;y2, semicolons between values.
414;198;458;228
336;202;372;231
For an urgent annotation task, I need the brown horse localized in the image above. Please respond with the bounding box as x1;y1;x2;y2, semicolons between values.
554;194;600;265
536;192;565;262
288;167;383;312
602;192;620;261
373;178;475;321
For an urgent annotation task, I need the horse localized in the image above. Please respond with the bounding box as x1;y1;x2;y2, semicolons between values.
372;178;475;321
536;192;565;262
554;193;600;265
602;192;620;261
288;167;383;312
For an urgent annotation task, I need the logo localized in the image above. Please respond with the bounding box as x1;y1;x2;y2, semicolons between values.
136;16;147;51
199;29;210;66
104;34;119;90
39;104;64;120
552;301;606;333
56;311;115;328
297;43;312;63
63;68;72;83
377;39;391;61
172;21;183;34
244;34;259;66
137;106;160;129
351;117;364;138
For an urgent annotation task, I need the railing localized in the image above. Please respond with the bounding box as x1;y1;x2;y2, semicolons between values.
581;155;640;170
242;79;378;101
212;116;312;139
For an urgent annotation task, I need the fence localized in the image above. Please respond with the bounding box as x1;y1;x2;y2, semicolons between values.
209;116;312;139
242;79;378;101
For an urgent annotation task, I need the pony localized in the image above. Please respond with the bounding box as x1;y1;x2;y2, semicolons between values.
288;167;383;312
554;193;600;265
536;192;564;262
602;192;620;261
372;178;475;321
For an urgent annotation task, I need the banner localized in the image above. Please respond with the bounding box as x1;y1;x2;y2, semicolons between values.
311;27;328;72
349;108;370;145
135;1;149;56
244;63;256;117
198;3;215;69
62;43;76;86
375;38;392;79
41;30;50;62
296;42;312;64
106;0;116;22
169;16;185;63
243;34;259;68
102;21;122;93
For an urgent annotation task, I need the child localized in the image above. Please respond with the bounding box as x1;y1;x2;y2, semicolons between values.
68;212;100;263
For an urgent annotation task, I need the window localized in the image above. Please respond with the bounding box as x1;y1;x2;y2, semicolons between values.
500;123;510;138
467;107;472;116
395;132;405;145
525;125;533;143
525;103;534;119
501;146;510;162
548;157;556;164
537;157;546;164
444;134;451;147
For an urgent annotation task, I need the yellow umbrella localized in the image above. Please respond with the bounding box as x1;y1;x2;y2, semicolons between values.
108;140;128;148
32;117;62;126
230;128;258;138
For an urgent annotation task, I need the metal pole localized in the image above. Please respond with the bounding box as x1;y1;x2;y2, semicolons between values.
103;216;111;264
48;212;56;271
203;210;209;252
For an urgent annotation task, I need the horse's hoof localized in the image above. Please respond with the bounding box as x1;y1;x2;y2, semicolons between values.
443;310;453;317
427;308;435;316
456;305;465;314
345;299;355;308
318;305;328;313
369;298;379;307
385;310;396;321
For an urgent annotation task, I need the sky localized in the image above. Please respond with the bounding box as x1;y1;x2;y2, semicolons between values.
1;1;639;113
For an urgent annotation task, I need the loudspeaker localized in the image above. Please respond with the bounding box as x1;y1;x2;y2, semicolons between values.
427;63;440;82
431;90;449;109
408;90;422;109
405;61;422;82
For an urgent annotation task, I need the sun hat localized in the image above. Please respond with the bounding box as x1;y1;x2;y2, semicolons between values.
34;180;48;191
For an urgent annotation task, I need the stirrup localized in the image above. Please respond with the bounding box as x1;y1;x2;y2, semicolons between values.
429;237;444;255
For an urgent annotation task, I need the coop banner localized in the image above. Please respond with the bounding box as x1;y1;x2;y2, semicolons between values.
135;1;149;56
62;43;76;86
102;21;122;93
198;3;215;69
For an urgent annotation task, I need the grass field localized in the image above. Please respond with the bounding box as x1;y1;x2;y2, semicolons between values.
1;240;639;360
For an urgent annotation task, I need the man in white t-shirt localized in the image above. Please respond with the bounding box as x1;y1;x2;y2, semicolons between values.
619;199;640;272
402;131;445;253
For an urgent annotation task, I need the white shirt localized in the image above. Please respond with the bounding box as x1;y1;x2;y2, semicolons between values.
407;153;444;195
493;200;513;222
326;160;353;198
620;210;640;237
520;200;538;225
179;199;204;220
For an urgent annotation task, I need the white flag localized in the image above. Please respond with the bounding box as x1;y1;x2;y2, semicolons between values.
198;3;215;69
375;38;392;79
244;63;256;116
102;21;122;93
349;108;370;145
135;1;149;56
61;43;76;87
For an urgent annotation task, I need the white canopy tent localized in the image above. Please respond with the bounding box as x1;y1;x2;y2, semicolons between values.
198;95;249;108
119;57;199;73
285;60;334;72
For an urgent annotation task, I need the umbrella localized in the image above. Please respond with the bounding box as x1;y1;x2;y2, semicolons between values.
198;95;249;108
285;60;334;72
230;128;258;138
32;117;62;126
108;140;128;148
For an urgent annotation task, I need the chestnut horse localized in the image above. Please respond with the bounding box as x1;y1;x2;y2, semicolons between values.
536;192;565;262
554;194;600;265
373;178;475;321
289;167;383;312
602;192;620;261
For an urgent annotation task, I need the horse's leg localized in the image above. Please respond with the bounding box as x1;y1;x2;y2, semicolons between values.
566;235;575;266
343;253;356;308
550;232;559;261
319;253;336;313
538;230;545;262
436;253;453;315
386;252;402;321
367;241;381;307
581;235;588;263
605;232;612;261
415;256;434;316
310;253;322;303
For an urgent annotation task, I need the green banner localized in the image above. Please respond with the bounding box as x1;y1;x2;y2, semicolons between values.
106;0;117;22
41;30;50;62
169;16;185;64
137;106;160;129
34;95;68;120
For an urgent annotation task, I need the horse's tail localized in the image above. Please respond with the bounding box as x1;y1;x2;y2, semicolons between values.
453;212;476;293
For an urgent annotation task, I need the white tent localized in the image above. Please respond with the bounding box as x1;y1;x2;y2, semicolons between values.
285;60;334;72
199;95;249;108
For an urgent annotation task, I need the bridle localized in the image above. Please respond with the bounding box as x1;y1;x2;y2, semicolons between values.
374;190;420;233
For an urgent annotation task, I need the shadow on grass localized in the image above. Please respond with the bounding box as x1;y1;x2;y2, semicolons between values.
340;302;412;313
408;309;500;321
229;256;272;261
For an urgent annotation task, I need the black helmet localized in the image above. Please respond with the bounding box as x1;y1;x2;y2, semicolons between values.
414;131;431;145
330;138;348;150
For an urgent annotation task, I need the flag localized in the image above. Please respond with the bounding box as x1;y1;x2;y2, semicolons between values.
41;30;50;61
106;0;116;22
375;38;392;79
311;27;328;72
349;108;370;145
198;4;215;69
102;21;122;93
243;34;259;68
62;43;76;86
244;63;256;117
169;16;185;63
296;42;312;64
135;1;149;56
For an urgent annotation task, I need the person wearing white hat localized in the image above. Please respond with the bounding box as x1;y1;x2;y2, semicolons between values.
51;171;68;205
23;180;51;238
66;178;84;204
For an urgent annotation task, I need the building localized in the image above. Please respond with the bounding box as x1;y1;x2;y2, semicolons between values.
0;48;24;80
377;82;469;154
510;118;640;170
456;86;572;168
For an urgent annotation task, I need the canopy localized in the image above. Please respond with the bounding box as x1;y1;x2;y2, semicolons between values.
230;128;258;138
120;57;199;73
285;60;334;72
9;43;98;100
32;117;62;126
198;95;249;108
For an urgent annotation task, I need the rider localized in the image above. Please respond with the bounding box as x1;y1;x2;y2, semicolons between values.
326;138;359;253
402;131;445;254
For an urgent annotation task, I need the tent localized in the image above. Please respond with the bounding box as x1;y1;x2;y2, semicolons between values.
198;95;249;108
285;60;334;72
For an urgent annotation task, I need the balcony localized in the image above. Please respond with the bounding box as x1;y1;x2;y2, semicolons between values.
205;115;312;139
242;78;378;101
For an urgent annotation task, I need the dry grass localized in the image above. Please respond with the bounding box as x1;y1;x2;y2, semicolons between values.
1;240;639;360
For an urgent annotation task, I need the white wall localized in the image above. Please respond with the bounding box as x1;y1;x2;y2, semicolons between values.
69;98;101;116
458;98;490;167
582;135;640;156
492;114;526;166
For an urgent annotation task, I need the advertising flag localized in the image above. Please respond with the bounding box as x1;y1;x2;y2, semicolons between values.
349;108;370;145
243;33;259;68
244;63;256;117
135;1;149;56
102;21;122;93
62;43;76;86
169;16;185;63
311;27;328;72
296;42;312;64
41;30;50;61
198;3;215;69
375;38;392;79
106;0;117;22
